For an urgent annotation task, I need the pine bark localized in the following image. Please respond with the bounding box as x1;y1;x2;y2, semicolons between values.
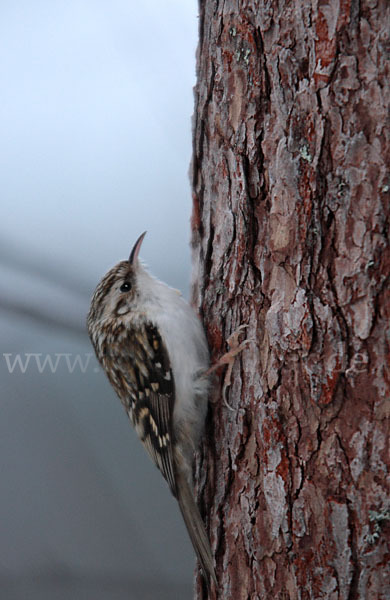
190;1;389;598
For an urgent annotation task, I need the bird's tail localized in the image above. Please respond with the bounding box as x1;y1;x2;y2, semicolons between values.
176;470;217;589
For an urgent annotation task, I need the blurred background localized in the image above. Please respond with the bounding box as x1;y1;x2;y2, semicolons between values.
0;1;199;598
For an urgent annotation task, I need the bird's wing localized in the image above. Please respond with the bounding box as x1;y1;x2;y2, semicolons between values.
119;322;177;496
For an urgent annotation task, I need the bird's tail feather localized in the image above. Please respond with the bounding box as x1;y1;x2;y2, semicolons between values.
176;471;217;588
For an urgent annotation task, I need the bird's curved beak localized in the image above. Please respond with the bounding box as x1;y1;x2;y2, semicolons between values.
129;231;147;265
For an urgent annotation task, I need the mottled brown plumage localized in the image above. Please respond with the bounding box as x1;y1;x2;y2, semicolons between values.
87;233;216;588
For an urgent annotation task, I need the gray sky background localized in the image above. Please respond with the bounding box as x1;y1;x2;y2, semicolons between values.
0;2;200;598
0;0;197;291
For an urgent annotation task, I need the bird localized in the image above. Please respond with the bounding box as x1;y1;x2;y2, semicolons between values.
87;231;217;588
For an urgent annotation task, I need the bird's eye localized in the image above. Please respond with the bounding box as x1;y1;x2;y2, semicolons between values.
120;281;132;293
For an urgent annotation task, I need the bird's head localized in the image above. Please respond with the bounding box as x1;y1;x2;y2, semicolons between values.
87;231;147;326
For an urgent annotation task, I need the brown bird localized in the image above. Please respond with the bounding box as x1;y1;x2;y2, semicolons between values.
87;232;216;588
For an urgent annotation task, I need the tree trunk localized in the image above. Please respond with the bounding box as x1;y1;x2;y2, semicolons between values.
190;1;389;598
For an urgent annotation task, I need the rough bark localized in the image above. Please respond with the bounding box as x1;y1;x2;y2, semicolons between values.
191;1;389;598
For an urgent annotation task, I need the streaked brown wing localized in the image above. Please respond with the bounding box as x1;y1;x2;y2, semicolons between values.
117;322;177;496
